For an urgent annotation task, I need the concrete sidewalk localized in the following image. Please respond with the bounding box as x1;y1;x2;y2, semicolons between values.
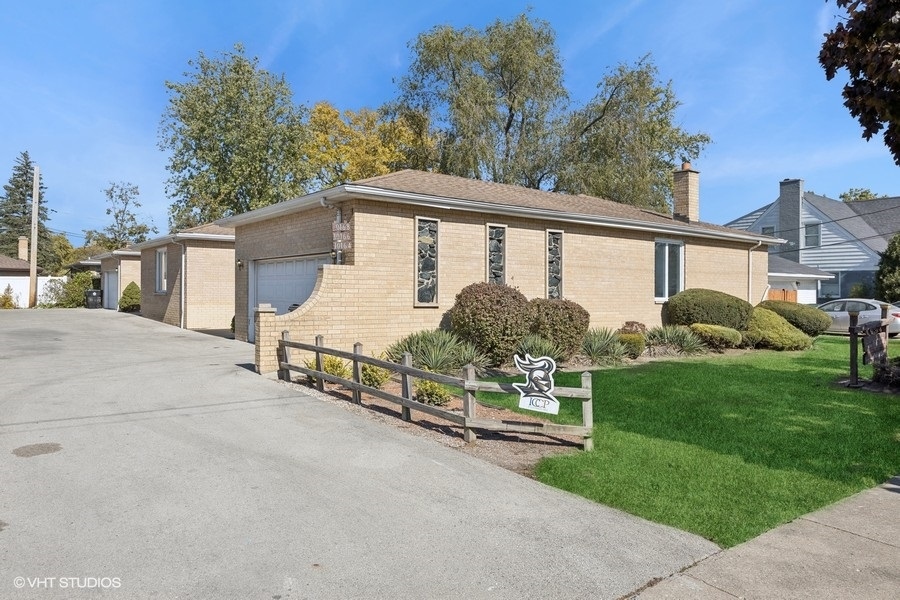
632;475;900;599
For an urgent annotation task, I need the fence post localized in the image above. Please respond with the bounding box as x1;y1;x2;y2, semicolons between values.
279;330;291;382
315;334;325;392
352;342;363;404
848;312;862;388
401;352;413;421
462;364;477;444
581;372;593;451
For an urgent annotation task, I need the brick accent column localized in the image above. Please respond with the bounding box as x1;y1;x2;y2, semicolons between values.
254;304;278;374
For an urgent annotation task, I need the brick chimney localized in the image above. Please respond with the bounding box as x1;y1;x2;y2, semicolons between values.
18;236;28;261
673;162;699;222
778;178;803;262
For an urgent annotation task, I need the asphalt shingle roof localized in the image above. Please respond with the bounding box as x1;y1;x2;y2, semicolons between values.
0;255;31;271
353;169;754;238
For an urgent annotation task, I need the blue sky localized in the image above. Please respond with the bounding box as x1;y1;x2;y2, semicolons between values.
3;0;897;244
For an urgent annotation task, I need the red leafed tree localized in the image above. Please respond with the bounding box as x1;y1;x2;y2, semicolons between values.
819;0;900;166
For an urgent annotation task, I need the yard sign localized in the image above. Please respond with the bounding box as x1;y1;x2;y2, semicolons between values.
513;354;560;415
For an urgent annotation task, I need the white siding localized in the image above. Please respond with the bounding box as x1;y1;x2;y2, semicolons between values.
799;204;879;272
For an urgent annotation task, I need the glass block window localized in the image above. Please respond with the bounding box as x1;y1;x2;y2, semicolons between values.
487;225;506;284
547;231;562;299
416;218;438;304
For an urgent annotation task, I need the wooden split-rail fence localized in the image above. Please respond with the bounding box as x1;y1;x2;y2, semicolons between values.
277;333;595;451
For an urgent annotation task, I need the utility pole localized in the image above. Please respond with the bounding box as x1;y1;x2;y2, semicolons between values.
28;165;39;307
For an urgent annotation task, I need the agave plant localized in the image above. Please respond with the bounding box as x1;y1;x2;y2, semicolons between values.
517;333;565;363
386;329;488;375
581;327;629;364
645;325;706;356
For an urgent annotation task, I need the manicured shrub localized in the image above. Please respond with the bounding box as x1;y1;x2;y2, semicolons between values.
646;325;706;356
304;354;351;385
517;334;565;363
386;329;489;375
414;379;452;406
666;288;753;331
118;281;141;312
581;328;628;364
449;283;531;365
528;298;590;360
757;300;831;337
39;272;95;308
739;329;764;349
361;358;392;390
619;321;647;335
690;323;742;352
618;333;646;358
746;307;812;351
0;284;16;309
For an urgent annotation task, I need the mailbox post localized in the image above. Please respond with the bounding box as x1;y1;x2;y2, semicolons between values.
848;310;862;388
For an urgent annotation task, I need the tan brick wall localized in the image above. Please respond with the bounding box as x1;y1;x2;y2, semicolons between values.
184;241;235;329
100;255;141;309
140;241;235;329
234;206;335;341
118;256;141;292
246;198;771;373
140;244;181;326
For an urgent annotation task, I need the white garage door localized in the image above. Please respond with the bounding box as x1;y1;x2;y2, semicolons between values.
102;271;118;310
254;256;329;316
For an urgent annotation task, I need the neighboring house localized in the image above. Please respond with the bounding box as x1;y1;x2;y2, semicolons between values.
0;236;63;307
131;224;235;330
219;166;779;374
767;256;834;305
726;179;900;300
96;248;141;310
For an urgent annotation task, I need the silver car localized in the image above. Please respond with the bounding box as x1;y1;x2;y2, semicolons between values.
816;298;900;336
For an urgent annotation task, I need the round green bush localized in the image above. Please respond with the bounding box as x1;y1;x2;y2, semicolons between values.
528;298;590;360
666;288;753;330
118;281;141;312
414;379;452;406
757;300;831;337
746;307;812;351
618;333;646;358
690;323;742;351
449;283;531;366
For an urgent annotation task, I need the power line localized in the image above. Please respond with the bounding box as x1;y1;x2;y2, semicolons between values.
769;230;897;257
739;200;900;237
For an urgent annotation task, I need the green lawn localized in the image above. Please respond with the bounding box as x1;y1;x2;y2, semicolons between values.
478;336;900;547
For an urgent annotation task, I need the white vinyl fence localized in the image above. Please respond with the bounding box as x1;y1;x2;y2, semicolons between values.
0;276;66;308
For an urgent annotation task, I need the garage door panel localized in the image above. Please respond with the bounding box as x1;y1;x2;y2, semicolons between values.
255;256;328;315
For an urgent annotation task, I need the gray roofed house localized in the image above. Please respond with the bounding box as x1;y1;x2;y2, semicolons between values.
726;179;900;300
767;255;834;305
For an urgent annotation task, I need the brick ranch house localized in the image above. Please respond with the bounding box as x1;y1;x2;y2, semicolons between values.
132;223;235;330
218;166;779;374
96;248;141;310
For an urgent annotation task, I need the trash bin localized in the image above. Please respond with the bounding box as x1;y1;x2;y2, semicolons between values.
84;289;102;309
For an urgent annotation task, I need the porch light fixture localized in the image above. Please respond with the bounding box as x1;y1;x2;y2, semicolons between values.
236;259;244;270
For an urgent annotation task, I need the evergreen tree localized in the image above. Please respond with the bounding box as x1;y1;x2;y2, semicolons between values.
0;151;57;270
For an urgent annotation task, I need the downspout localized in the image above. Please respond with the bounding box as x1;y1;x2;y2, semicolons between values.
173;239;186;329
748;240;763;303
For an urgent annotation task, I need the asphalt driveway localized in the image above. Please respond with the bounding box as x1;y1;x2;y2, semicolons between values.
0;309;717;599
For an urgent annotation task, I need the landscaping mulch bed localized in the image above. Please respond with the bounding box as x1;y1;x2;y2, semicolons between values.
281;376;584;477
